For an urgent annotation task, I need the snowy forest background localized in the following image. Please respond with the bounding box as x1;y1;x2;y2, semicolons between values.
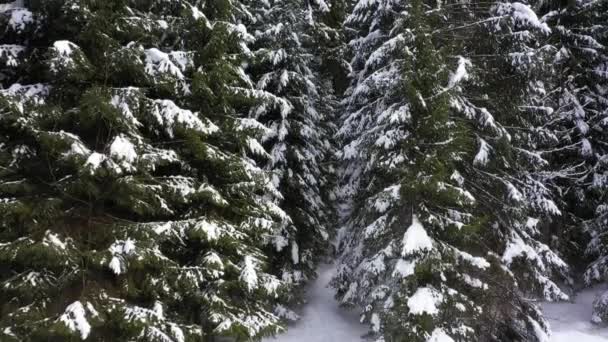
0;0;607;341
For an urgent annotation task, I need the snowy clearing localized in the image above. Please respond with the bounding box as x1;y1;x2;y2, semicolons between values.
264;263;367;342
265;275;608;342
543;285;608;342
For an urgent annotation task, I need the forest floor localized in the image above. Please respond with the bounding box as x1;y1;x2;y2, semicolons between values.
262;262;368;342
263;264;608;342
543;284;608;342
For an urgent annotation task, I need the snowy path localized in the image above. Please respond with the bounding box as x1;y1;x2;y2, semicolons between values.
263;263;367;342
265;264;608;342
543;285;608;342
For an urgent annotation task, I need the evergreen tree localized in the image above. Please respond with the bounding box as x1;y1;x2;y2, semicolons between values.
1;0;607;340
450;0;574;296
335;0;571;340
446;0;577;337
308;0;350;95
541;0;608;322
243;0;338;290
0;1;290;340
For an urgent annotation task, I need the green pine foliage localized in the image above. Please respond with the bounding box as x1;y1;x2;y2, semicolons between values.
335;0;503;340
541;0;608;322
243;0;338;289
0;1;291;340
335;0;576;340
1;0;608;341
440;0;574;300
443;0;575;337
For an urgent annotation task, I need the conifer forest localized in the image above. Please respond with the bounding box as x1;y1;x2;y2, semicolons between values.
0;0;607;341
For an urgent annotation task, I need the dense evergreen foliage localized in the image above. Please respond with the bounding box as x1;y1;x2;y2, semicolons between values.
244;0;336;287
541;0;608;324
334;0;572;340
0;1;291;340
0;0;607;341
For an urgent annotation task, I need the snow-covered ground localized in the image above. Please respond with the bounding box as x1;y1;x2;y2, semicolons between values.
265;264;608;342
264;263;367;342
543;285;608;342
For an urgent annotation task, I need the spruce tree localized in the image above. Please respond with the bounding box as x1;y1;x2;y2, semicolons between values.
335;0;571;340
243;0;337;290
0;1;290;340
447;0;574;296
541;0;608;322
336;0;485;340
2;0;607;340
445;0;577;337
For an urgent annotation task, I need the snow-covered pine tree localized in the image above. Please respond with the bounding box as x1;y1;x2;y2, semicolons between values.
307;0;350;95
443;0;579;337
541;0;608;323
244;0;337;289
335;0;495;340
462;0;576;293
335;0;572;340
0;1;290;340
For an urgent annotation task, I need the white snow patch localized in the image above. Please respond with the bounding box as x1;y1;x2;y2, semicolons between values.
110;239;135;254
108;257;123;275
48;40;82;73
496;2;551;34
393;259;416;278
42;230;66;250
197;184;228;206
66;140;90;157
153;301;164;320
543;285;608;342
510;2;551;33
194;219;221;241
247;137;269;157
451;170;465;186
1;83;49;105
58;301;91;339
170;325;185;342
151;99;219;137
462;274;487;289
86;303;98;318
457;250;490;269
291;242;300;265
370;313;381;332
108;239;136;275
53;40;76;56
373;185;400;213
312;0;330;12
263;263;366;342
240;255;259;292
189;4;205;19
529;316;550;342
8;8;32;32
84;152;106;170
109;135;137;164
110;94;141;128
582;138;593;157
144;48;185;79
428;328;455;342
473;138;491;166
503;235;535;265
401;216;433;256
407;287;443;316
203;252;224;270
526;217;540;231
506;182;524;202
0;0;24;13
448;57;472;88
